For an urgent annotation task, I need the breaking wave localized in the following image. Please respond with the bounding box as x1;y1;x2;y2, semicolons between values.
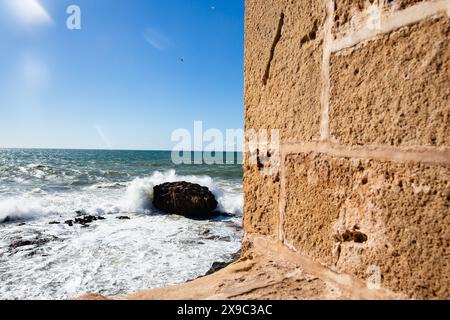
121;170;242;215
0;170;242;224
0;198;51;223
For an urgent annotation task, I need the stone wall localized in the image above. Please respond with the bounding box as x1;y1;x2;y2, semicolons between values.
244;0;450;299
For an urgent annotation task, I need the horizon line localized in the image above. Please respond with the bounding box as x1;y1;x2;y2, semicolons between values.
0;147;244;153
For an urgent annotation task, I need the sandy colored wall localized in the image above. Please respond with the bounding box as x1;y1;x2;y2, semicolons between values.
243;0;450;299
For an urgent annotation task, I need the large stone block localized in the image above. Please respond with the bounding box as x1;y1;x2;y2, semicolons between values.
330;17;450;147
245;0;326;142
283;152;450;299
243;164;280;237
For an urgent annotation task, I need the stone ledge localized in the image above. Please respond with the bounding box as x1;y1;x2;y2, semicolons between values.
76;236;401;300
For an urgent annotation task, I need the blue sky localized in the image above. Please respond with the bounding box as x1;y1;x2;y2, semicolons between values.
0;0;244;150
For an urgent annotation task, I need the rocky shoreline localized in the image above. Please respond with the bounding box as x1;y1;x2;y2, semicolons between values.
1;181;242;298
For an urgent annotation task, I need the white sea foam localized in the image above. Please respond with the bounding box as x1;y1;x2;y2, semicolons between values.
0;170;242;223
0;198;49;222
217;192;243;215
0;151;243;299
121;170;242;215
0;213;242;299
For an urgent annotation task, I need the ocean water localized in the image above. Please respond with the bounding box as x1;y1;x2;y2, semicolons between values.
0;149;243;300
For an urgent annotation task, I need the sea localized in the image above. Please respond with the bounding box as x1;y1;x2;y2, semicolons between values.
0;149;243;300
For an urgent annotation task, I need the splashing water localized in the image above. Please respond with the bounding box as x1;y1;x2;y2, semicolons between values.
0;149;243;299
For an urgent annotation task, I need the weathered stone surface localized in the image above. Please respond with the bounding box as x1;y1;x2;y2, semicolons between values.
333;0;426;36
243;164;280;236
284;152;450;299
153;182;218;217
330;17;450;147
245;0;325;142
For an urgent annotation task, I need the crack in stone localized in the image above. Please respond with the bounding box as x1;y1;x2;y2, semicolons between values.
262;12;285;86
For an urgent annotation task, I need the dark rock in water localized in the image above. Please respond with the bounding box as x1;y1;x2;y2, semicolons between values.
49;221;60;225
204;235;232;242
206;261;231;275
222;220;243;232
153;181;218;217
65;220;74;227
204;250;241;276
9;235;58;250
1;216;12;223
199;228;211;236
97;183;126;189
74;216;97;225
10;240;35;249
64;215;105;227
18;223;26;226
181;239;206;246
116;216;130;220
212;212;235;218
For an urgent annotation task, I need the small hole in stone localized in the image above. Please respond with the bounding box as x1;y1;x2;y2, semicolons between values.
431;135;437;144
256;149;264;170
334;228;368;244
300;35;308;45
354;68;359;75
362;177;368;185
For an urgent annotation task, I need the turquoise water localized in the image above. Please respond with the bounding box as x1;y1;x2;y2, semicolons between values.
0;149;242;193
0;149;243;299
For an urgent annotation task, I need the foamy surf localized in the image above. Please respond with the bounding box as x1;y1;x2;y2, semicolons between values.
121;170;243;215
0;198;50;223
0;170;242;222
0;149;243;299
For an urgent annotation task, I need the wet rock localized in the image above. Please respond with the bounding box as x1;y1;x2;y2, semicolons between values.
75;216;99;225
1;216;12;223
180;239;206;246
116;216;130;220
65;220;74;226
153;182;218;217
9;235;58;250
49;221;60;225
97;183;126;189
213;212;235;218
64;215;105;227
204;250;241;276
199;228;211;236
222;221;243;232
204;235;232;242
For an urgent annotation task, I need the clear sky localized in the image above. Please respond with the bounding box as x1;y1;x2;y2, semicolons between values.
0;0;244;150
